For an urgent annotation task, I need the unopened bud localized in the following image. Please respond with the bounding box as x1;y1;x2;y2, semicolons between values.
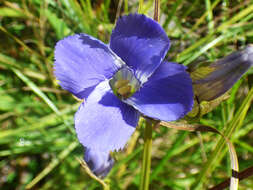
191;45;253;101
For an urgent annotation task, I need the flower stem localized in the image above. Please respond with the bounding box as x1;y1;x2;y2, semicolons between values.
139;119;153;190
154;0;160;22
139;2;161;189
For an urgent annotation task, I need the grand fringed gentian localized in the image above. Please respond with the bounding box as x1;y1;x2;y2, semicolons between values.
54;14;194;177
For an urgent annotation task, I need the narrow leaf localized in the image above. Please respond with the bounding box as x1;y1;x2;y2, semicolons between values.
160;121;239;190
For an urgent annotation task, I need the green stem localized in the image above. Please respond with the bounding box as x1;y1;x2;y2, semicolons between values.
139;2;160;189
139;119;153;190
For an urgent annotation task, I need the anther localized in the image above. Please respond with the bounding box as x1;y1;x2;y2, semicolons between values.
117;85;132;98
115;79;129;89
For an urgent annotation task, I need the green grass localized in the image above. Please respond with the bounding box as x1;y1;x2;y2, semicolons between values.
0;0;253;189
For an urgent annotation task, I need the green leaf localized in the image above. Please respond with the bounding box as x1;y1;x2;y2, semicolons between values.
45;9;72;39
160;121;239;190
192;86;253;189
0;7;26;18
0;94;15;111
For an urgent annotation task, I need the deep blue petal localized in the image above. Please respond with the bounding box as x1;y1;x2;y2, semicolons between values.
75;81;140;152
84;148;114;178
54;34;124;99
110;14;170;84
125;62;194;121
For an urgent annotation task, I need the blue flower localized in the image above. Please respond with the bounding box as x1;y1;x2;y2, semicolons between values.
54;14;194;176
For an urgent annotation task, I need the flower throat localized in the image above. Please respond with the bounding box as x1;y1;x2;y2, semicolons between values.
109;67;140;99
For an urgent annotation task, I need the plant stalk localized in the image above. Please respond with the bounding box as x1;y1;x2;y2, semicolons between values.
139;119;153;190
154;0;160;22
139;1;160;189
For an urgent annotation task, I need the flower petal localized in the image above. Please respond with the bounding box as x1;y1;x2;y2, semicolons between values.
110;14;170;83
75;81;140;152
84;148;114;178
125;62;194;121
54;34;124;99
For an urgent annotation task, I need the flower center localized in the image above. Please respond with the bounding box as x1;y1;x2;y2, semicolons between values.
109;67;140;99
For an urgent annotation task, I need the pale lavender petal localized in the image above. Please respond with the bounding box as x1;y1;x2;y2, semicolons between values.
54;34;124;99
75;81;140;152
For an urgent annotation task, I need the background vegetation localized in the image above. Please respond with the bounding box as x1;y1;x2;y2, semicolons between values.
0;0;253;189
